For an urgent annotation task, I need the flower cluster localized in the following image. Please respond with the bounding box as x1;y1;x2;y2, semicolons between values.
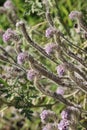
69;11;82;20
56;64;66;77
58;119;69;130
4;0;14;10
17;52;28;65
3;28;19;43
40;109;57;124
45;27;56;38
27;69;38;81
61;110;70;120
58;106;80;130
58;108;70;130
56;87;65;95
44;43;57;55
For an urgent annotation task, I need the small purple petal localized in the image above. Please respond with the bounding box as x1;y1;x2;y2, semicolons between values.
40;110;56;124
4;0;14;9
56;64;66;77
58;119;69;130
56;87;64;95
3;28;18;43
17;52;28;65
45;27;56;38
61;110;70;120
69;11;82;20
44;43;57;55
27;69;38;81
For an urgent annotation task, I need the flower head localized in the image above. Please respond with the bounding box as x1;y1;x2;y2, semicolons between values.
61;110;70;120
27;69;38;81
4;0;14;9
17;52;28;65
69;11;82;20
58;119;69;130
44;43;57;55
56;64;66;77
40;110;56;124
45;27;56;38
56;87;65;95
3;28;18;43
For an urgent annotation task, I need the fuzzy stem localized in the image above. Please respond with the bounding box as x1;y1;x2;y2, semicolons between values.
19;22;58;64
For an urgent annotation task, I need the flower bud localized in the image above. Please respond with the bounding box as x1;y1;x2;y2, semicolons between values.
45;27;56;38
56;64;66;77
4;0;15;10
61;109;70;120
27;69;38;81
69;11;82;20
17;52;28;65
3;28;19;43
44;43;57;55
40;109;57;124
56;87;65;95
58;119;69;130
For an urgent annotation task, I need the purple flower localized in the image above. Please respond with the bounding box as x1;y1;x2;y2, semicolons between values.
58;119;69;130
17;52;28;65
56;64;66;77
69;11;82;20
40;110;56;124
56;87;64;95
3;28;18;43
61;110;70;120
4;0;14;9
27;69;38;81
45;27;56;38
44;43;57;55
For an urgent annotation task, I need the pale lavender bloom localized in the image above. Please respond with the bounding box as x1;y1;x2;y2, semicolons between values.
69;11;82;20
4;0;14;9
58;119;69;130
3;28;18;43
45;27;55;38
56;87;64;95
27;69;38;81
42;123;58;130
40;110;56;124
44;43;57;55
61;110;70;120
56;64;66;77
17;52;28;65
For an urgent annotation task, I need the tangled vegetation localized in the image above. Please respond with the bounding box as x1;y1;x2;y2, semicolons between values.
0;0;87;130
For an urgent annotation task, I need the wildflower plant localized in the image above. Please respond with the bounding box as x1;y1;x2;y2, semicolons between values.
0;0;87;129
